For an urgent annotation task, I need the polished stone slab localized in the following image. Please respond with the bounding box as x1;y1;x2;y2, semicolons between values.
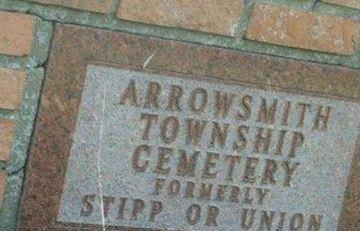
58;65;359;230
18;24;360;231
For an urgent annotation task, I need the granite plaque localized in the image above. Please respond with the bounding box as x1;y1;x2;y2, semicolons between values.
18;24;360;231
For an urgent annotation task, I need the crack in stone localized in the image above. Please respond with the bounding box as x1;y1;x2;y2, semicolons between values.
96;82;108;231
143;52;156;69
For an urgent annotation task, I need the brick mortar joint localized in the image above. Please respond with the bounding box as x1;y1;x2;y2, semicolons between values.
312;0;321;10
108;0;121;17
0;11;358;71
6;166;24;177
0;3;359;67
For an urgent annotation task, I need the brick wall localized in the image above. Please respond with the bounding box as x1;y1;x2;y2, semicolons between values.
0;0;359;230
0;11;35;207
0;7;49;230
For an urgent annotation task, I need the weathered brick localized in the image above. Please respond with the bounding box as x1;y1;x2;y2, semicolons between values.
26;0;112;14
0;11;36;56
0;120;16;162
0;171;7;207
322;0;360;10
246;3;360;55
0;68;26;110
118;0;244;36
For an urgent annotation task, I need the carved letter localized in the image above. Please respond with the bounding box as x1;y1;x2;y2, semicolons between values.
132;145;151;172
237;95;252;121
254;128;273;154
241;209;255;229
140;113;158;140
145;82;161;109
258;98;278;124
186;204;201;225
166;85;183;111
177;150;199;177
190;88;208;113
215;91;235;118
186;119;207;147
203;152;219;178
131;199;145;220
313;106;331;131
210;122;229;149
80;194;95;217
205;206;219;226
120;79;139;106
160;116;180;144
149;201;163;222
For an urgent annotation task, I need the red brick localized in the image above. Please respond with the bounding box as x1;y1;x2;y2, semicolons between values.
0;120;16;162
0;171;7;207
118;0;244;36
0;68;26;110
322;0;360;10
0;11;36;56
246;3;360;55
26;0;112;14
